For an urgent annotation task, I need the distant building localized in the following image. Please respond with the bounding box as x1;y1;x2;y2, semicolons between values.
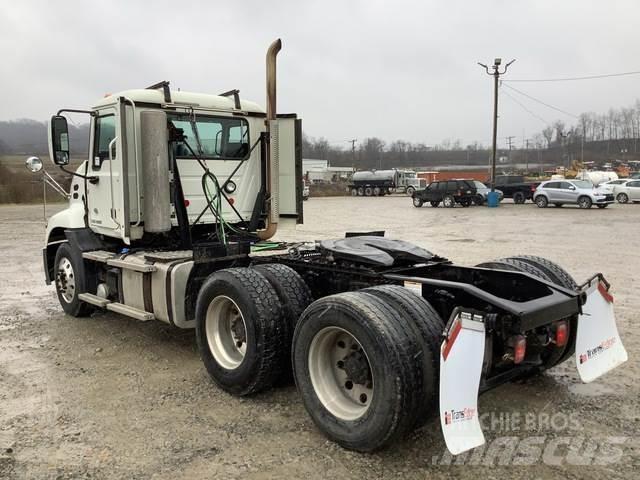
303;158;353;183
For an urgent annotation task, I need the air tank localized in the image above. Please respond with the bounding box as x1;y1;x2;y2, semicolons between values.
352;169;398;185
140;110;171;233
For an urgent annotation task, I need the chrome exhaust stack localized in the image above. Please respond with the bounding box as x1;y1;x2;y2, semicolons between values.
257;38;282;240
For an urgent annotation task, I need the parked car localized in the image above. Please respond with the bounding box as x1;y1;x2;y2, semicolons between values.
302;182;310;201
629;172;640;179
599;179;629;194
533;179;614;209
471;181;503;205
489;175;539;204
613;179;640;203
412;179;477;208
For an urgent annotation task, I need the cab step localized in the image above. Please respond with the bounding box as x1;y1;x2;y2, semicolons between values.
77;293;155;321
82;250;157;272
105;303;155;321
77;292;110;308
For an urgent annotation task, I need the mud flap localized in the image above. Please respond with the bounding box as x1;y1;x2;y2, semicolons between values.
576;279;627;383
439;311;486;455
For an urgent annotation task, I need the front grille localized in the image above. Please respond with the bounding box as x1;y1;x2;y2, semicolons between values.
604;194;614;201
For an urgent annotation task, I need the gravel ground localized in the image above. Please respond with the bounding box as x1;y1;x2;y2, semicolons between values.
1;198;638;479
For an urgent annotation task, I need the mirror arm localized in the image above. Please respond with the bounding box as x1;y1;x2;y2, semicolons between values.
56;108;96;117
42;171;71;200
59;165;98;184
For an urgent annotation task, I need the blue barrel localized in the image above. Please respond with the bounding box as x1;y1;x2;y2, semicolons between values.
486;191;500;208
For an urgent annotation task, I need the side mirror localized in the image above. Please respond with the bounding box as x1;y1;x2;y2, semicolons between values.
49;115;70;165
25;156;43;173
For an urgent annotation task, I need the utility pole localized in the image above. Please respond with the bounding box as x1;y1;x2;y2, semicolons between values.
525;138;531;173
505;135;515;166
478;58;515;192
348;139;357;165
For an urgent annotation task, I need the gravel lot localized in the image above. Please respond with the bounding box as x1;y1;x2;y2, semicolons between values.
1;198;638;479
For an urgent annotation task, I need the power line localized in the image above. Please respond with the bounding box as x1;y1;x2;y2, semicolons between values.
503;70;640;83
501;87;552;126
502;83;579;119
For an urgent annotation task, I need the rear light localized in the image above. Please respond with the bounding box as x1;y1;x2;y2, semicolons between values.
513;335;527;364
530;185;536;192
184;199;190;207
228;197;235;205
555;320;568;347
598;281;614;303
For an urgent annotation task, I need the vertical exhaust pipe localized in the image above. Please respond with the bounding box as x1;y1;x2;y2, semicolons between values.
257;38;282;240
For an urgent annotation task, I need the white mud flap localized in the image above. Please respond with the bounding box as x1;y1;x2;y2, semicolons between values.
576;279;627;383
439;311;486;455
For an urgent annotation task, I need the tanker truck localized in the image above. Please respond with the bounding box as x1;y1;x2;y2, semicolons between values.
27;39;627;455
349;168;425;196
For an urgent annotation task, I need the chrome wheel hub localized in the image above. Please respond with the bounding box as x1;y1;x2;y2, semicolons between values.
56;257;76;303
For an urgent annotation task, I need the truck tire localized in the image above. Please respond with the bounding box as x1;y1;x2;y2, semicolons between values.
473;194;484;206
513;191;526;204
477;257;576;371
578;196;592;209
252;264;313;334
350;188;358;196
412;197;424;208
195;268;287;396
357;187;364;196
505;255;579;368
53;242;95;317
363;285;443;427
507;255;578;291
373;187;381;196
475;257;552;281
406;186;415;196
442;195;455;208
364;187;373;196
292;291;423;452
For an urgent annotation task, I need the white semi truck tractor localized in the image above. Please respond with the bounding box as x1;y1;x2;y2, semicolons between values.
29;40;627;455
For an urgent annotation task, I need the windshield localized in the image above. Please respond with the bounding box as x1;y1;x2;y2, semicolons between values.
473;181;486;189
572;180;594;189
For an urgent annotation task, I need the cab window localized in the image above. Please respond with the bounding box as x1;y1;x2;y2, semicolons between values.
169;114;249;160
92;115;116;169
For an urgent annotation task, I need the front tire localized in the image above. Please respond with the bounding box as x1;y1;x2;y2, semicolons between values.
292;292;423;452
406;186;415;196
578;196;592;209
412;197;424;208
195;268;287;396
54;243;94;317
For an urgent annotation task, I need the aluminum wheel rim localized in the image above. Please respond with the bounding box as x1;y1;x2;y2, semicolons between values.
56;257;76;303
579;198;590;208
444;196;454;207
205;296;247;370
308;326;374;421
413;197;422;207
618;194;628;203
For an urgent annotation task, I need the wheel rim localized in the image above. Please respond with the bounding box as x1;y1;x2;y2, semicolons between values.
444;197;453;207
536;197;546;207
413;197;422;207
308;326;374;421
579;198;590;208
56;257;76;303
205;295;247;370
618;194;628;203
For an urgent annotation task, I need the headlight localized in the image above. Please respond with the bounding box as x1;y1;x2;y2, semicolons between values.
223;181;237;194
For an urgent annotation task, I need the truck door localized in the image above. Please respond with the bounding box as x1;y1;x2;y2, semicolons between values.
86;105;127;240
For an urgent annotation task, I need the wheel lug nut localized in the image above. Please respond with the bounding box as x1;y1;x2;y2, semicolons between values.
337;360;344;368
345;380;353;390
359;393;367;403
337;340;345;348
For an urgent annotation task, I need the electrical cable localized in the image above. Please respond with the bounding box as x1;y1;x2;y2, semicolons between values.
501;86;552;126
503;70;640;83
502;83;579;119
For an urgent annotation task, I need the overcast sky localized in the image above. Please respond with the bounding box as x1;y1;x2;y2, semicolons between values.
2;0;639;149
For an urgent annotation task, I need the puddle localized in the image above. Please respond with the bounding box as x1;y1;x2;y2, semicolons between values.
568;382;617;397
